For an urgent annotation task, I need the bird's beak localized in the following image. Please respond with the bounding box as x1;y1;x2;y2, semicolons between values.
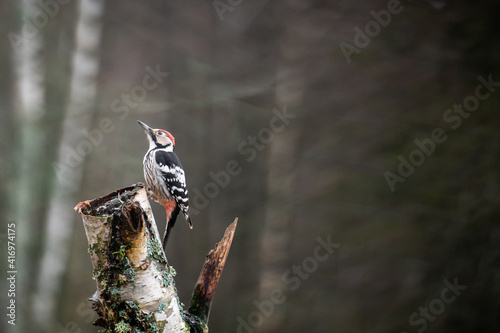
138;120;154;137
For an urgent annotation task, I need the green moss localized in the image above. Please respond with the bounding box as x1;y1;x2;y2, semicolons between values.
88;238;106;257
183;285;209;333
110;286;121;295
98;300;160;333
90;186;183;332
182;311;207;333
100;280;108;289
115;321;131;333
88;243;97;255
157;302;167;313
146;233;167;265
92;214;140;329
119;310;128;319
113;243;132;261
161;266;177;287
124;267;136;282
126;300;139;311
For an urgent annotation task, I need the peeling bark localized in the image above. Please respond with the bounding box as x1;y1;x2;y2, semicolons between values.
75;183;237;332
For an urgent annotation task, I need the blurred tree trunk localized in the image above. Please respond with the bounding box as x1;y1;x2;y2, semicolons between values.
0;67;14;333
258;23;304;333
1;3;19;333
10;1;47;333
33;0;105;330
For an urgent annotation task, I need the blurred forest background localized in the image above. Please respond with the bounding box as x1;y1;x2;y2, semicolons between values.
1;0;500;332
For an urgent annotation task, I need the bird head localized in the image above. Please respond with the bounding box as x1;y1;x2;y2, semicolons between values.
138;120;175;151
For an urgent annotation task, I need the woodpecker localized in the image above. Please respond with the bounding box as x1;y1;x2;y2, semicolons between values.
138;120;192;252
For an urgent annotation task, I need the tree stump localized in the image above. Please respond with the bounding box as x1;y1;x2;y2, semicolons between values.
74;183;237;333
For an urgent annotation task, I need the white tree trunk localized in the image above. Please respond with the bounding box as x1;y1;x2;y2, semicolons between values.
74;184;237;332
12;1;46;332
76;185;190;333
33;0;105;329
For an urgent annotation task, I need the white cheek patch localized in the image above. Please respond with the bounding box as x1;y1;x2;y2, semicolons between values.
156;133;174;148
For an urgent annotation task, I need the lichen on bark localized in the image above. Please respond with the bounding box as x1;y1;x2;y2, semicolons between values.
75;183;236;332
76;184;189;333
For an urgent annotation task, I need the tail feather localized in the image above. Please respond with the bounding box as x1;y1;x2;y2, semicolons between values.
163;206;180;252
179;203;193;229
162;205;193;253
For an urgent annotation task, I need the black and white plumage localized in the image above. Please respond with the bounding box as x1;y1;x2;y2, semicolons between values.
138;120;192;252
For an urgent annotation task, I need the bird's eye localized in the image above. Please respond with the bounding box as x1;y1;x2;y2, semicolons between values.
158;131;164;135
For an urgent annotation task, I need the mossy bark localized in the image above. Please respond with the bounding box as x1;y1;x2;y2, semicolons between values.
75;183;237;333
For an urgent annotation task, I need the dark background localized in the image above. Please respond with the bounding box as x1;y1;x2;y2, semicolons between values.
1;0;499;332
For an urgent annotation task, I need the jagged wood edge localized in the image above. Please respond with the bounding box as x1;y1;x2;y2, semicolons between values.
188;218;238;326
74;184;188;332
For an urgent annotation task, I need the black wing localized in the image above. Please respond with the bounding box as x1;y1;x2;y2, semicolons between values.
155;150;192;227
